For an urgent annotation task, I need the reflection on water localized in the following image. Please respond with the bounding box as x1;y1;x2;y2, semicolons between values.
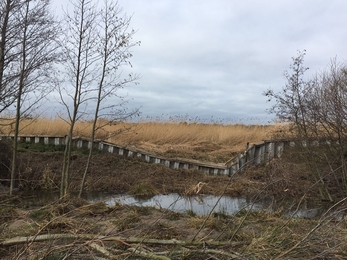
86;193;346;219
14;191;346;219
86;193;336;218
87;193;268;215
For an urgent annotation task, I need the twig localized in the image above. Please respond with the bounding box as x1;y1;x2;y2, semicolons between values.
89;242;116;259
127;247;171;260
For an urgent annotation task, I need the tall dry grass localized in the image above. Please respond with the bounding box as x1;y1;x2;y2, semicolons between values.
0;117;281;147
107;122;277;146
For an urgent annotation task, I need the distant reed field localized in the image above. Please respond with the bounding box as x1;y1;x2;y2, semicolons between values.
0;118;278;144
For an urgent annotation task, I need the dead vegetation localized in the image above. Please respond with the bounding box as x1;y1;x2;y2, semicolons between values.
7;149;253;196
1;119;347;259
0;144;346;258
1;192;347;259
0;141;342;202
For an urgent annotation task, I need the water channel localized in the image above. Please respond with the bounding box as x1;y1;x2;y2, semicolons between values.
85;193;332;219
10;191;343;219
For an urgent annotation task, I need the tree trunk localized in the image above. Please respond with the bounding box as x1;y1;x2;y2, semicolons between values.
10;0;29;196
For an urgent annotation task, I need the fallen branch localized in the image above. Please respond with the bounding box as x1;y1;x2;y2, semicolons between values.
1;233;248;247
1;233;249;259
157;248;243;259
103;236;247;247
0;234;95;246
89;242;116;259
128;247;171;260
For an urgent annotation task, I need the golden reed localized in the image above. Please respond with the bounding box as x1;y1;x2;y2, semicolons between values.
0;117;281;147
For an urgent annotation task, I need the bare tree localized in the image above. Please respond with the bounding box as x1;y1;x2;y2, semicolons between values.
264;50;312;139
265;52;347;199
265;51;332;200
307;60;347;190
78;0;140;197
0;0;59;195
58;0;140;198
0;0;22;114
58;0;102;198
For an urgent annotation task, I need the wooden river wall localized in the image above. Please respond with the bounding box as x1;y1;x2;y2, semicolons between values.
0;135;287;176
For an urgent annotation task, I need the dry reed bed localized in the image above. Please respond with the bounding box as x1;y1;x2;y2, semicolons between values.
0;118;280;159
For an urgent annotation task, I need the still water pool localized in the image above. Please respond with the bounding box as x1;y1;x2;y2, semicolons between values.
85;193;329;218
14;191;339;219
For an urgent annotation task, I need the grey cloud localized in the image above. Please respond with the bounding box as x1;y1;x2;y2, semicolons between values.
51;0;347;123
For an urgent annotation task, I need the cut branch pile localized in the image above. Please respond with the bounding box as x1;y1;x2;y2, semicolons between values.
0;233;247;259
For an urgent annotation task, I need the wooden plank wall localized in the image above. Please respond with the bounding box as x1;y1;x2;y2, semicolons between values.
0;135;286;176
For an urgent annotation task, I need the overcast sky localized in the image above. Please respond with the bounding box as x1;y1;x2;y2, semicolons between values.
51;0;347;124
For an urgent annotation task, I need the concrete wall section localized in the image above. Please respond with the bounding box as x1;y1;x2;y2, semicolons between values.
0;135;289;176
